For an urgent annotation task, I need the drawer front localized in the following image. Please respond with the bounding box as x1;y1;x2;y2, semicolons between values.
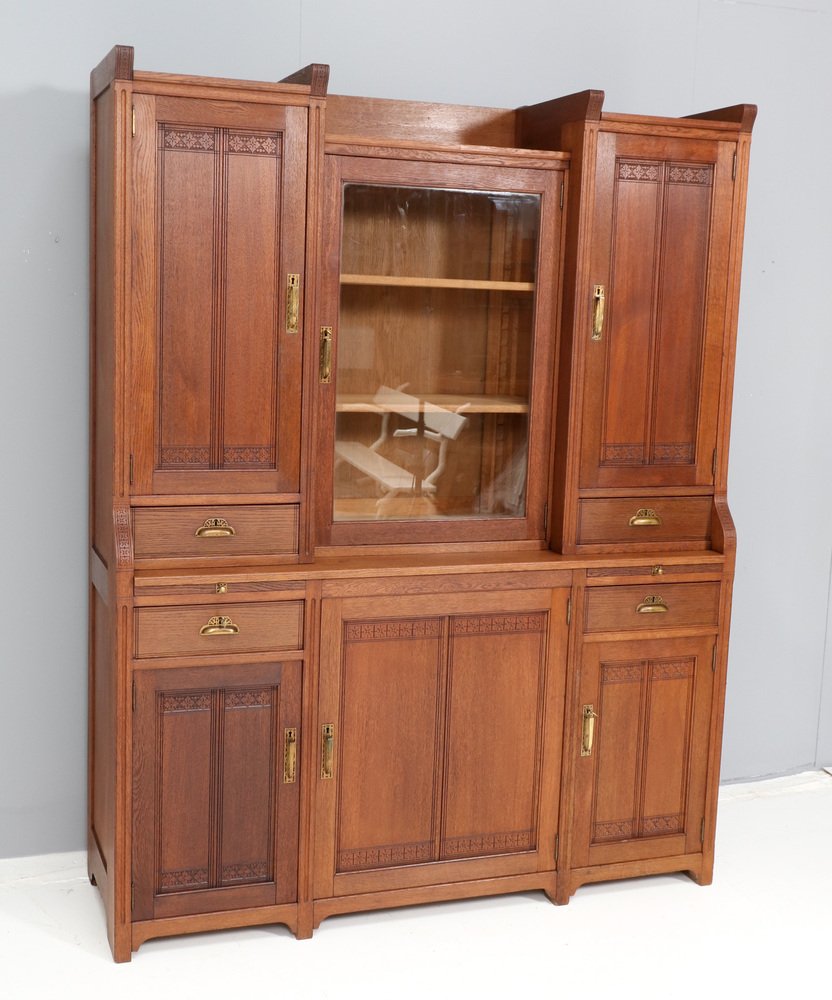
576;497;712;546
135;601;304;658
133;505;299;560
584;583;720;633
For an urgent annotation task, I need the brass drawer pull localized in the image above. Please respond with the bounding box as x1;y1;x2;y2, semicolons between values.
195;517;236;538
629;508;662;527
636;596;668;614
581;705;598;756
283;728;297;784
591;284;605;341
199;615;240;636
321;723;335;779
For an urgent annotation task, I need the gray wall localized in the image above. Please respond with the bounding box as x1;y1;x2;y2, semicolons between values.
1;0;830;858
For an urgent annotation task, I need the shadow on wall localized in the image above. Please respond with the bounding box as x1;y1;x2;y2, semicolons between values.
0;87;91;859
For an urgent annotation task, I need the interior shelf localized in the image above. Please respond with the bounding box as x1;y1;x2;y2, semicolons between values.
340;273;535;292
335;393;529;414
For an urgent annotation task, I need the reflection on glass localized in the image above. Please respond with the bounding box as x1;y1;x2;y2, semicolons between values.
333;185;540;522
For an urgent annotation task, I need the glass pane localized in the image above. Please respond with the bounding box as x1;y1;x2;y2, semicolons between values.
334;184;540;522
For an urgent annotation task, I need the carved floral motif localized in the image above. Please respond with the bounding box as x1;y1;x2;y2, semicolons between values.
225;689;273;709
593;819;635;842
162;128;215;151
452;613;546;635
159;867;210;891
337;841;433;871
222;861;271;884
344;619;442;641
161;692;211;713
227;132;280;156
668;164;713;185
652;658;694;681
160;446;210;467
642;813;684;836
442;830;533;858
618;161;660;182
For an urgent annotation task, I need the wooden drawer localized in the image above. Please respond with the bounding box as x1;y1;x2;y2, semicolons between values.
576;497;712;546
135;601;304;658
133;505;299;560
584;583;720;634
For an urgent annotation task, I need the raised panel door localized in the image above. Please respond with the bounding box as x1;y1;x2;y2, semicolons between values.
580;132;735;489
131;95;307;496
313;590;565;898
571;635;715;870
132;661;300;920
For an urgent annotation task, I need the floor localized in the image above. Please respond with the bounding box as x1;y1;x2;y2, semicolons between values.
1;771;830;1000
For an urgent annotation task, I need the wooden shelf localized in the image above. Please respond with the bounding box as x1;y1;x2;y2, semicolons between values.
336;393;529;414
340;273;535;292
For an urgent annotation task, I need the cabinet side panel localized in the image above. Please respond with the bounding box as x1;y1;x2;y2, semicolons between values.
441;617;547;859
93;86;116;563
336;621;444;872
91;589;114;867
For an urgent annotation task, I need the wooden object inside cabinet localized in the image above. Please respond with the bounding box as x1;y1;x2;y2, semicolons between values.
89;44;753;960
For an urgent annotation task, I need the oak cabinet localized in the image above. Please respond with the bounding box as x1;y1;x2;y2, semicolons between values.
312;588;566;905
88;46;753;960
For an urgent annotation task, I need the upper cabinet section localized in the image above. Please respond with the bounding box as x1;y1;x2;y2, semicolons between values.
315;151;565;546
580;130;736;491
130;95;309;497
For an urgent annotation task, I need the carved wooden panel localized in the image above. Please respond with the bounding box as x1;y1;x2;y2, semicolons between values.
581;132;735;489
572;635;715;869
132;662;300;920
440;612;547;860
130;97;307;496
335;617;444;873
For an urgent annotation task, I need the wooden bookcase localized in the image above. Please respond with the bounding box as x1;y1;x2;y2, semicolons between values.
88;45;754;960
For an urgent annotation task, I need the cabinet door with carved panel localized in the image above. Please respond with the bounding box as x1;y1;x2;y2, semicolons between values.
580;131;736;490
571;635;715;870
130;94;307;496
132;662;300;921
312;588;567;899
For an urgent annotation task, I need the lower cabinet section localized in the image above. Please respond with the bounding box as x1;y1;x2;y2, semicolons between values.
570;634;715;874
312;588;567;899
132;661;301;921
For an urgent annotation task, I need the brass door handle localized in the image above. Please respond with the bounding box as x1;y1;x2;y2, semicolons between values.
286;273;300;334
321;723;335;779
319;327;333;383
283;728;297;784
195;517;236;537
591;284;605;341
636;596;669;614
581;705;598;756
199;615;240;636
629;508;662;527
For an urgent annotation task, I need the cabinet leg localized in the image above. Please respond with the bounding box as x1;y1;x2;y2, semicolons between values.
295;903;314;940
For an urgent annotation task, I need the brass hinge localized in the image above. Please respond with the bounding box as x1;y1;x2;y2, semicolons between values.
129;453;134;486
543;502;548;531
131;680;136;712
559;180;564;209
554;833;560;864
131;882;135;910
700;818;706;844
131;105;136;137
566;598;572;627
732;151;737;180
712;645;718;672
319;327;333;383
712;449;718;477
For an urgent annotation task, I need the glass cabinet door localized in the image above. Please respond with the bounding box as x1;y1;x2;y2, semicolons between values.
318;155;563;544
334;184;538;522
